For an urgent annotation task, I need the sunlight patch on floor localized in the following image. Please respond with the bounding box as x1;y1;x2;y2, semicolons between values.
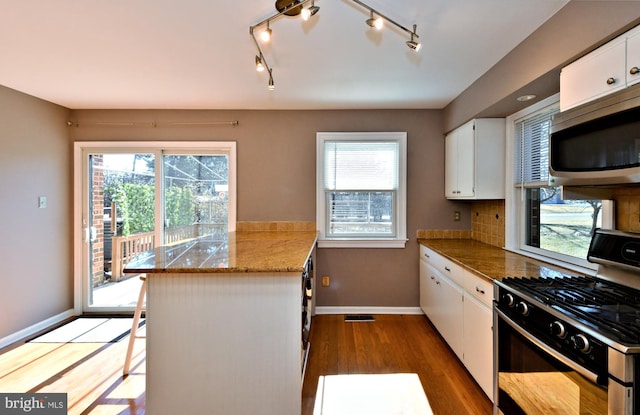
313;373;433;415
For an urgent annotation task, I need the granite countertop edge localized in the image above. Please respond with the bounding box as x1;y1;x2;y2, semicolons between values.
418;238;585;282
124;230;318;275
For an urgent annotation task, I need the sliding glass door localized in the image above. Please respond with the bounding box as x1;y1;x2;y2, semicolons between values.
87;152;155;309
75;142;236;313
162;154;229;245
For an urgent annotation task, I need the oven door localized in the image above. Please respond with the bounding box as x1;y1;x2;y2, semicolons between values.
494;308;615;415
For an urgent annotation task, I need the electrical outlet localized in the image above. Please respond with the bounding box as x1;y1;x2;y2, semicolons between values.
322;276;330;287
454;210;461;221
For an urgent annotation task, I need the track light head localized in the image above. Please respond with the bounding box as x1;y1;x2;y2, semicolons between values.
260;23;272;42
406;39;421;51
406;26;421;51
255;55;265;72
268;69;275;90
302;2;320;21
366;11;383;30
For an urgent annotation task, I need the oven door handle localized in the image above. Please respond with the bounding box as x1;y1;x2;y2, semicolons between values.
496;307;600;384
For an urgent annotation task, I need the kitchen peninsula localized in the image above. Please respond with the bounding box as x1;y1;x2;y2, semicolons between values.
124;229;318;415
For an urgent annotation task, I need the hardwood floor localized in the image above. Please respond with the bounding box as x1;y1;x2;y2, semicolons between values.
0;314;491;414
0;323;146;415
303;314;492;415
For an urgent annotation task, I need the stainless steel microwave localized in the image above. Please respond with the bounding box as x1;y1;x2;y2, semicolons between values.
549;83;640;187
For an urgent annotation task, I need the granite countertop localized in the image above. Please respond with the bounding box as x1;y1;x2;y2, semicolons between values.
124;230;318;274
418;238;586;281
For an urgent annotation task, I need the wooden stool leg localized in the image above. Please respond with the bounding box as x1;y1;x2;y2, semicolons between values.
123;275;146;376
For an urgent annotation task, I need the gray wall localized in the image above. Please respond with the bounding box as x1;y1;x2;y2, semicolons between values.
70;109;466;307
0;85;71;340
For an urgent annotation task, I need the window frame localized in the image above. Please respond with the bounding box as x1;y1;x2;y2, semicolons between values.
505;94;613;273
316;132;407;248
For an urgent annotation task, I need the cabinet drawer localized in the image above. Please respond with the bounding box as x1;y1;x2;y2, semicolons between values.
419;245;464;287
464;273;493;308
419;244;434;263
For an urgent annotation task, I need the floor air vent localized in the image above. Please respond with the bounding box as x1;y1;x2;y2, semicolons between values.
344;315;375;322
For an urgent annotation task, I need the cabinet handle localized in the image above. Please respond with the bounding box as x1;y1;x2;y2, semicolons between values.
631;67;640;75
475;286;485;295
430;276;435;280
444;266;451;272
435;281;440;285
606;77;616;85
424;252;430;258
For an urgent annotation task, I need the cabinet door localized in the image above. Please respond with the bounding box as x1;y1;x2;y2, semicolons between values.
419;259;436;317
560;37;626;111
463;294;493;400
627;29;640;87
455;121;475;197
444;131;458;198
433;271;464;360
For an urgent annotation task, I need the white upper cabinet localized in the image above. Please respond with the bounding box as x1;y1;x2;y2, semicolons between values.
445;118;505;200
626;29;640;87
561;25;640;111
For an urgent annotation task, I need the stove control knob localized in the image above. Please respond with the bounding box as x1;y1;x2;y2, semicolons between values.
515;301;529;316
572;334;590;353
549;321;566;338
501;293;515;307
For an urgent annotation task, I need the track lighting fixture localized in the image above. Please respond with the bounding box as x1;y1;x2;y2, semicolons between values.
255;55;265;72
302;0;320;21
406;25;421;51
366;10;383;30
268;69;275;91
249;0;420;90
260;21;272;42
250;0;320;90
352;0;420;52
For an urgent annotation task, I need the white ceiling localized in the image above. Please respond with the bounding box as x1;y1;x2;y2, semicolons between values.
0;0;569;110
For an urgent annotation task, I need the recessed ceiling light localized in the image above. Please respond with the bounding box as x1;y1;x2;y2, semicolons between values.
517;94;537;102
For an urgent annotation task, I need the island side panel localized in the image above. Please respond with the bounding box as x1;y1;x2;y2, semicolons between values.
145;272;302;415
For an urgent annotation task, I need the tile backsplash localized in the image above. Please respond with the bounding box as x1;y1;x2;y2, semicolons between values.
471;200;505;247
417;200;505;248
416;229;471;240
418;189;640;248
613;187;640;233
236;221;316;232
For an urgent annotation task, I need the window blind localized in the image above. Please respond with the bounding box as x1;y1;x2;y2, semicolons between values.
514;106;559;186
324;141;399;190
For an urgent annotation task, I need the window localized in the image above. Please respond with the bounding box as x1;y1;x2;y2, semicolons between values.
508;96;610;268
316;132;407;248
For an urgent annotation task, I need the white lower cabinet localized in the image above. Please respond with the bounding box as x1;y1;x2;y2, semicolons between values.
463;292;493;399
419;253;464;361
419;245;494;402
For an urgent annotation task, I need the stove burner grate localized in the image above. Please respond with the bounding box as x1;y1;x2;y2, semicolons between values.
502;275;640;345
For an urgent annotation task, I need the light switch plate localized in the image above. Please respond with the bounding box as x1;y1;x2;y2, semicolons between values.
38;196;47;208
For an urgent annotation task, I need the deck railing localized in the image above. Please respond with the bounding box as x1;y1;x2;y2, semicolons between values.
111;231;155;281
109;224;226;280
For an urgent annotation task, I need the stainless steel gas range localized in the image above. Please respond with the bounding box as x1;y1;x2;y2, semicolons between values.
494;229;640;415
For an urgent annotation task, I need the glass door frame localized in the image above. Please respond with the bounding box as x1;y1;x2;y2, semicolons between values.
73;141;237;314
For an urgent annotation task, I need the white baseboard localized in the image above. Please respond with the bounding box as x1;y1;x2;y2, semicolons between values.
0;309;77;349
314;306;424;315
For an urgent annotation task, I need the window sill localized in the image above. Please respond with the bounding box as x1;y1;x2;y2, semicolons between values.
318;239;407;249
503;247;598;276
